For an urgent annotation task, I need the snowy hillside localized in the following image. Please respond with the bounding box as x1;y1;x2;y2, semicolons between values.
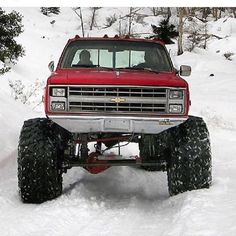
1;7;236;236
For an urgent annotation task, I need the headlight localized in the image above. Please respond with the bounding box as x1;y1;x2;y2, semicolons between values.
169;90;183;99
52;88;66;97
169;104;183;113
51;102;65;111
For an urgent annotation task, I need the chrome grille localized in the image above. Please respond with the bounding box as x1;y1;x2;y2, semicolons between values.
69;87;167;97
68;86;167;114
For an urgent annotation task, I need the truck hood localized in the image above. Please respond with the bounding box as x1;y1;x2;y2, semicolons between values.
48;69;188;88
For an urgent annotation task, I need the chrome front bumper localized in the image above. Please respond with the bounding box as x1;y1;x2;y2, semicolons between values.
48;115;187;134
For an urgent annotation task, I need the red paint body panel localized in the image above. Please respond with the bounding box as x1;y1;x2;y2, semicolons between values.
48;69;188;87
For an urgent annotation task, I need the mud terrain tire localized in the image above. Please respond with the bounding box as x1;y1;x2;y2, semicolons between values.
167;116;212;196
139;131;170;171
18;118;70;203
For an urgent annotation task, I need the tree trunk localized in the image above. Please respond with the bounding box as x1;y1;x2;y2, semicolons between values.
79;8;85;37
118;17;121;36
215;8;218;20
167;7;171;21
212;8;218;20
189;7;196;16
233;8;236;18
90;8;96;30
128;7;133;36
203;23;207;49
89;7;101;31
219;8;222;18
72;7;85;37
202;8;208;20
177;8;184;55
151;7;158;16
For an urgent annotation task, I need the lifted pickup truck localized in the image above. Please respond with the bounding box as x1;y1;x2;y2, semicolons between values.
18;35;212;203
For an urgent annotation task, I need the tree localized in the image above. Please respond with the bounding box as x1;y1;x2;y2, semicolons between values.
0;8;24;74
167;7;172;19
232;7;236;18
49;7;60;15
104;14;117;28
151;7;159;16
40;7;60;16
89;7;101;30
123;7;141;36
72;7;85;37
177;7;185;55
150;7;172;18
150;18;178;44
116;8;142;36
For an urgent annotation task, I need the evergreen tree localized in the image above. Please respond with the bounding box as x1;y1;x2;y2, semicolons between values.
40;7;60;16
150;18;178;44
49;7;60;15
0;8;24;74
40;7;48;16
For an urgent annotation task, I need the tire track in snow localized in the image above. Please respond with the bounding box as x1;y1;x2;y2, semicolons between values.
0;148;198;236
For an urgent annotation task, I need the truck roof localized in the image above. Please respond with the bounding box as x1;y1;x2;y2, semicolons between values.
68;35;165;46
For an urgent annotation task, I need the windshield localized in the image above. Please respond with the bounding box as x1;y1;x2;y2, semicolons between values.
60;40;173;72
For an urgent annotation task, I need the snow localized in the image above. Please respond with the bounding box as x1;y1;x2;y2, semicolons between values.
1;7;236;236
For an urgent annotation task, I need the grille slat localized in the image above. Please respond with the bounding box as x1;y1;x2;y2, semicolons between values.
70;90;166;95
68;86;167;114
69;87;167;98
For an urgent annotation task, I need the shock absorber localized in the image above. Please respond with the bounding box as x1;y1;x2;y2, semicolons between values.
80;134;89;160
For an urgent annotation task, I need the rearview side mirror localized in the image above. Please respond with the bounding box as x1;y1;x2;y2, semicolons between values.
180;65;191;76
48;61;55;72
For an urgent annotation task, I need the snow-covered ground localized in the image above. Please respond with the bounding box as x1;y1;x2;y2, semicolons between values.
1;7;236;236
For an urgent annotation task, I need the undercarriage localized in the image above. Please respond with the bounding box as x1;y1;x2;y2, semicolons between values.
61;133;167;174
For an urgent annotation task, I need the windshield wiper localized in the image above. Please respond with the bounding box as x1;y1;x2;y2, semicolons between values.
95;66;115;71
71;64;114;71
117;67;160;74
72;64;97;68
71;65;159;73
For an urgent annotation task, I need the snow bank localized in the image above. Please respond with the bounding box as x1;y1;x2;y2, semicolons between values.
0;7;236;236
0;80;39;162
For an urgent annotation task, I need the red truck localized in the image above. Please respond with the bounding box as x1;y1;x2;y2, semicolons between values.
18;35;212;203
